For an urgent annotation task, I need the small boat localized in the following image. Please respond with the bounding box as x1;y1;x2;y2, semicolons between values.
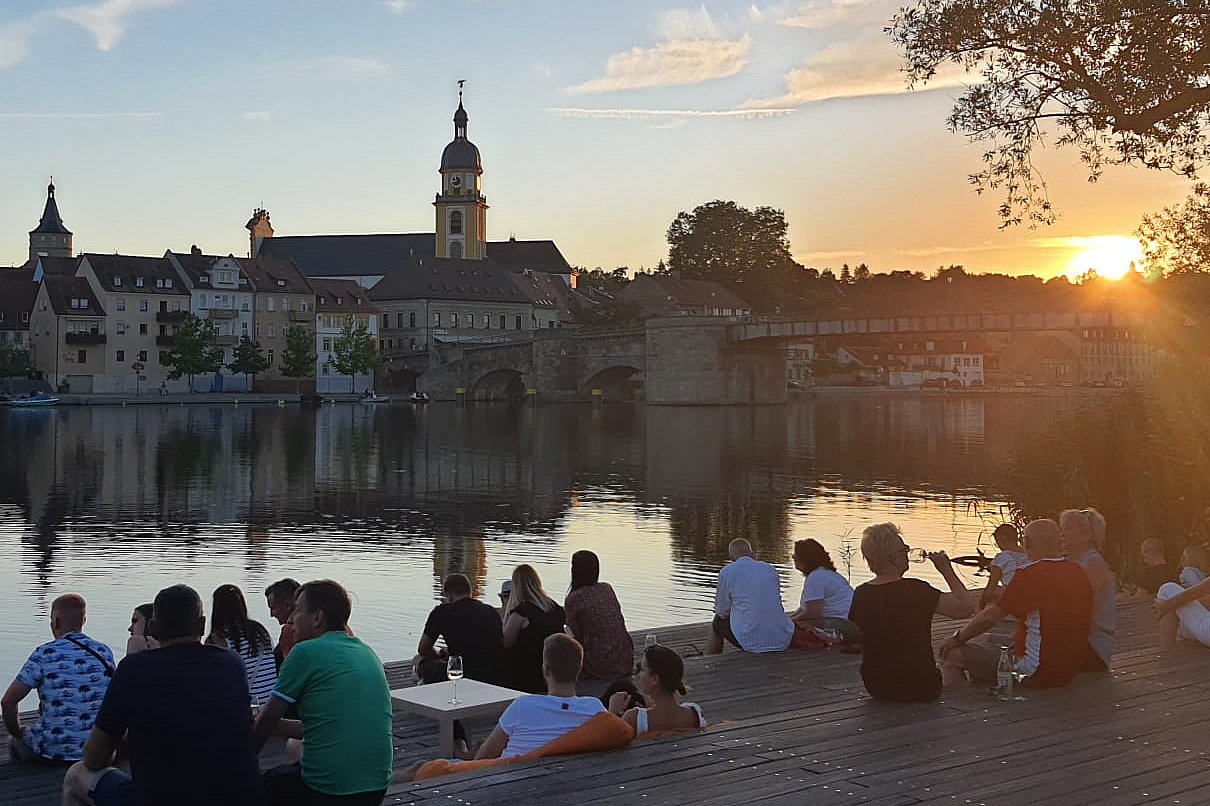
409;392;430;404
8;393;59;408
359;394;391;404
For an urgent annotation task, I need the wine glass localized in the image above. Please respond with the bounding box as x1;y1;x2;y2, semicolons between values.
644;634;658;650
447;655;464;705
907;548;930;563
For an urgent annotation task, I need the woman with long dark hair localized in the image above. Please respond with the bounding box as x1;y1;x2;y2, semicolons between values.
501;564;566;692
125;602;158;656
790;539;861;644
206;584;277;705
608;644;705;735
563;550;633;680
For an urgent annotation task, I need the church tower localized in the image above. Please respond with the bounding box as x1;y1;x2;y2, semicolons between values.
246;207;274;258
434;84;488;260
29;180;73;262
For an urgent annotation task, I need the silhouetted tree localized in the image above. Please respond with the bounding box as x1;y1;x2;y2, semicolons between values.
281;326;317;394
228;336;270;390
0;343;31;378
329;317;380;393
162;315;223;392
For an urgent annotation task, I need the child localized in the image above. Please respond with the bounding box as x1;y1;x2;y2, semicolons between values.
1179;545;1208;588
979;523;1029;609
1132;538;1176;596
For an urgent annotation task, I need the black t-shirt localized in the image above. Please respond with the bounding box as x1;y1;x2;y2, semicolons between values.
1133;563;1178;594
422;598;506;685
506;602;566;693
848;578;943;702
94;643;264;806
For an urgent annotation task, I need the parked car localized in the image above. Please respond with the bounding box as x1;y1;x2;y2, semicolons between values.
922;378;947;389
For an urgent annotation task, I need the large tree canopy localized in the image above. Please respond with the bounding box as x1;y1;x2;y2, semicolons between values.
890;0;1210;227
666;200;802;311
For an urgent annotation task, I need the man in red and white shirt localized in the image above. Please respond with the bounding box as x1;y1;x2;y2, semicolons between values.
938;519;1096;688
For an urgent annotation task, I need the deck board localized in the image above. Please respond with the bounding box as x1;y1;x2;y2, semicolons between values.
3;597;1207;805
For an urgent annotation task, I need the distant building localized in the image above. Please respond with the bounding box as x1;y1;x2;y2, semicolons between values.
0;265;37;350
311;278;379;394
29;274;106;392
238;254;317;393
1081;327;1154;384
618;274;751;318
165;249;256;391
886;336;986;388
28;182;72;263
998;333;1081;386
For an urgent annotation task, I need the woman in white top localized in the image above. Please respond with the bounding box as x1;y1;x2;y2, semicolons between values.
790;538;861;644
608;644;705;735
1060;508;1115;669
206;584;278;705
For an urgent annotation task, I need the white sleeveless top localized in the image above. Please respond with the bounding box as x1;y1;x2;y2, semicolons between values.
635;702;706;735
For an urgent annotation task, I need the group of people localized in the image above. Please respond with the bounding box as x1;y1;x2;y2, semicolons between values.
6;510;1209;803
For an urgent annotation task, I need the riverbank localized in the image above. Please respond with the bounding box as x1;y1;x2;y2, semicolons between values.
4;598;1206;806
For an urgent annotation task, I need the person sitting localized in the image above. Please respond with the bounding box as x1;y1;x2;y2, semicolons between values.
847;523;974;702
3;594;113;764
789;538;860;644
564;551;635;679
1127;539;1177;596
474;634;607;760
938;519;1096;688
61;585;264;806
1179;544;1208;589
1060;507;1115;670
207;584;277;705
415;573;506;686
979;523;1029;608
125;603;158;657
608;644;705;736
706;538;794;655
1156;575;1210;650
497;579;512;619
264;577;300;669
256;579;393;806
502;564;566;693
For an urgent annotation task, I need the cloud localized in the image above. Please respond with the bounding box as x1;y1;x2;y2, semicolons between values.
57;0;182;52
565;6;751;95
241;110;272;122
385;0;410;13
781;0;892;31
742;31;967;107
549;107;794;120
0;19;38;69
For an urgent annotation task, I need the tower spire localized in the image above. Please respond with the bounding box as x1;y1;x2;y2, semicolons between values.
454;79;468;139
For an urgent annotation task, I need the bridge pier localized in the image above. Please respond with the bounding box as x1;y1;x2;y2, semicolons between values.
645;318;787;406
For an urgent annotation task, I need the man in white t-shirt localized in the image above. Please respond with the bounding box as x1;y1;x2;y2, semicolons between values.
475;633;604;760
706;539;794;655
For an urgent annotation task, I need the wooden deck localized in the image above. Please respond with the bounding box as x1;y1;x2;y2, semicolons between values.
3;598;1207;805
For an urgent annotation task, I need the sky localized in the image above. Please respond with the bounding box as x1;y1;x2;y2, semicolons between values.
0;0;1193;279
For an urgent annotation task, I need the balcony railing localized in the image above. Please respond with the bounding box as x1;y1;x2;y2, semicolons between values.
65;332;107;345
155;310;188;324
288;310;312;322
155;335;176;346
214;335;237;346
207;308;238;320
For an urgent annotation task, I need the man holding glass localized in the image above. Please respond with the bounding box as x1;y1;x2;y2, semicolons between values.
254;579;393;806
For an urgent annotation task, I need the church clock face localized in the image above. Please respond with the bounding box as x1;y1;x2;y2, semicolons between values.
450;175;463;190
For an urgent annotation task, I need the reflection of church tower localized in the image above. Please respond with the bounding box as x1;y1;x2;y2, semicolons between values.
29;181;73;262
434;84;488;260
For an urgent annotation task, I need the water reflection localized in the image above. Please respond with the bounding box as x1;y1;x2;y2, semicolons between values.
0;395;1073;678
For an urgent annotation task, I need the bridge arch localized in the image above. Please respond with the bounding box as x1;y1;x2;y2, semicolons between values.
582;364;643;401
469;369;526;402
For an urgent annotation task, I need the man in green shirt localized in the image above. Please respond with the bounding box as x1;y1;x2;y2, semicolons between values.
254;579;393;805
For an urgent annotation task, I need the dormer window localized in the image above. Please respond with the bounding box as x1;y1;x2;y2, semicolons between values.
275;278;286;287
164;278;173;289
336;297;344;306
135;277;145;288
113;277;122;287
199;276;209;284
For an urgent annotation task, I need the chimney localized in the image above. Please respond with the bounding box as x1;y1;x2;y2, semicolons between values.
191;244;202;256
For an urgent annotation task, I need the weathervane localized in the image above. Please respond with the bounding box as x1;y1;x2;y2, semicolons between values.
458;78;466;103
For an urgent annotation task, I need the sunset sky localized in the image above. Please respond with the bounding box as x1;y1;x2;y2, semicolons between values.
0;0;1192;279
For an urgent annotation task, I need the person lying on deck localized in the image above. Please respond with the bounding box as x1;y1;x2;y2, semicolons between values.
608;644;705;736
847;523;974;702
938;519;1098;689
1156;575;1210;650
707;539;794;655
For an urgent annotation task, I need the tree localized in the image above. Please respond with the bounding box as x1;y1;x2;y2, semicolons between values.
666;200;802;311
228;336;270;390
854;263;871;282
0;343;31;378
328;317;380;393
578;266;632;294
280;325;317;395
162;315;223;392
840;263;853;284
890;1;1210;227
1138;184;1210;276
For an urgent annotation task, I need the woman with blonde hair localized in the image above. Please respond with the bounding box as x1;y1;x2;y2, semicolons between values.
502;564;566;693
847;522;974;701
1059;507;1115;669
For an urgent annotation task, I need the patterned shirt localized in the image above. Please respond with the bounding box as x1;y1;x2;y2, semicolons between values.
16;631;114;761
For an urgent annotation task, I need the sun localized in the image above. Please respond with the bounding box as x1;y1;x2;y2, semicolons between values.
1064;236;1144;281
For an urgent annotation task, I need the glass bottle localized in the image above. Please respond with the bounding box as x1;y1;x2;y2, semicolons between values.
996;646;1014;696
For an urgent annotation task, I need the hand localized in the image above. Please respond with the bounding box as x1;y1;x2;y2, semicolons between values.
1154;597;1176;618
937;635;963;660
608;691;631;716
928;551;952;571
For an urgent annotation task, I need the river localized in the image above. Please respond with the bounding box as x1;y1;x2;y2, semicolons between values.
0;394;1074;677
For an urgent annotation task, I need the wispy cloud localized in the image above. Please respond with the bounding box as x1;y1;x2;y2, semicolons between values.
549;107;794;120
0;18;38;69
566;7;751;95
0;111;162;120
241;110;272;122
57;0;182;52
781;0;892;31
385;0;410;14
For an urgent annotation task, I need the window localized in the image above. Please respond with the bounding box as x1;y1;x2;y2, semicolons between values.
268;325;275;338
499;314;506;330
242;322;249;333
113;276;122;287
409;338;417;351
396;312;404;329
139;323;148;335
409;311;416;328
139;300;149;312
281;298;288;311
275;279;285;287
77;350;87;363
242;301;250;311
116;350;125;362
155;278;163;289
433;312;442;327
164;278;172;289
451;312;459;328
135;277;145;288
268;297;276;312
117;322;127;335
268;350;274;365
21;312;29;324
255;323;261;337
138;350;147;362
450;210;463;235
466;312;474;330
515;315;523;330
322;338;332;352
481;315;489;329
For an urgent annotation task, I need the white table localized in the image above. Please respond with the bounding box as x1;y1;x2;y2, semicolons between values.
391;679;523;758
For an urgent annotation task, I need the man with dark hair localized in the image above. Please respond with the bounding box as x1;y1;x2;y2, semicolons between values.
474;634;605;759
3;594;113;764
265;578;301;666
61;584;263;806
256;579;392;805
414;573;506;685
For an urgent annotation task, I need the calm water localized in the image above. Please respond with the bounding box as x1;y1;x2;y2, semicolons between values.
0;395;1068;677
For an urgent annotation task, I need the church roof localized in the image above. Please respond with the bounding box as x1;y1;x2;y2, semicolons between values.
487;239;571;274
441;139;481;171
370;256;531;304
30;183;71;236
